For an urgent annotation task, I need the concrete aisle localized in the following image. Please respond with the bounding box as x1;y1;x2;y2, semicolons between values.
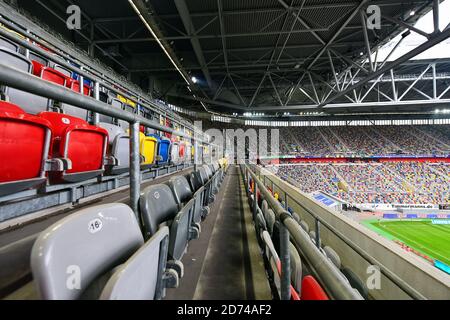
166;166;271;300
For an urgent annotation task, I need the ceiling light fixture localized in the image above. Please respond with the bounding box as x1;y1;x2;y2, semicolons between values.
128;0;208;112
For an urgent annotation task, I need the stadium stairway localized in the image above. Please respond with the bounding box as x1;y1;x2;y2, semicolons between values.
0;167;193;299
165;165;271;300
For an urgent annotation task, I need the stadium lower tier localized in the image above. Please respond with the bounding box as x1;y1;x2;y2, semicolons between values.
270;162;450;205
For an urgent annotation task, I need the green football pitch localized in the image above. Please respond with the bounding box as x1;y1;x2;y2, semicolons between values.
363;219;450;266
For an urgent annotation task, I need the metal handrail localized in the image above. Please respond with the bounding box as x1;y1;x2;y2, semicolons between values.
242;164;363;300
0;62;216;216
253;164;427;300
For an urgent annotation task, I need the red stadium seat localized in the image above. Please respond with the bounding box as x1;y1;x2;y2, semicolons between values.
40;67;68;86
301;276;329;300
31;60;45;76
0;101;52;196
179;141;186;160
38;112;108;183
67;79;91;96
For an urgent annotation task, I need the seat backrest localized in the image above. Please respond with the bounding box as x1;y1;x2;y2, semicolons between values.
139;184;179;238
0;49;49;114
41;67;67;86
140;134;158;165
30;203;144;300
256;208;267;234
264;209;276;236
289;243;303;294
99;122;125;143
301;276;329;300
203;165;213;178
166;176;193;206
54;64;72;78
0;36;19;52
39;112;108;173
0;101;51;186
186;171;203;192
299;220;310;233
0;47;30;72
171;142;180;163
158;137;171;163
198;167;209;184
324;246;341;270
100;226;169;300
341;267;369;299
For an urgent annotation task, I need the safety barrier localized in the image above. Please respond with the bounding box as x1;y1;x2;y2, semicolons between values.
249;164;432;300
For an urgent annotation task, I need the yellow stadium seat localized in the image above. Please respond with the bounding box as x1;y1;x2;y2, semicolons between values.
139;133;158;167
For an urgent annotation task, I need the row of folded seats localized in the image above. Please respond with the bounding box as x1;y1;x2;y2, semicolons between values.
30;161;226;299
0;43;195;197
247;178;368;300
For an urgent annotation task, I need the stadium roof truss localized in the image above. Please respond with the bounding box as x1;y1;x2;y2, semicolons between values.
17;0;450;116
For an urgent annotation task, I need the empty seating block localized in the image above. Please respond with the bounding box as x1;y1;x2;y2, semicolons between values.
39;112;108;183
31;203;171;300
0;48;48;114
0;101;52;196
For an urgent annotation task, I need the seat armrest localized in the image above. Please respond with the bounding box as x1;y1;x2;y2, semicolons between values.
45;158;72;172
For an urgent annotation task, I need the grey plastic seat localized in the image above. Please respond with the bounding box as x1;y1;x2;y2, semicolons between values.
100;226;172;300
198;167;214;205
166;175;200;239
261;231;302;298
99;122;130;175
54;64;72;77
170;142;180;165
342;267;369;299
324;246;341;270
292;212;301;223
261;200;269;215
255;208;267;239
140;184;194;277
0;36;19;52
299;220;310;233
0;47;48;114
31;203;145;300
61;102;89;121
264;208;276;236
289;243;303;295
185;171;208;219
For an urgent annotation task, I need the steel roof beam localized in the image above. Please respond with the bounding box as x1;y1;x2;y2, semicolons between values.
174;0;213;89
320;28;450;107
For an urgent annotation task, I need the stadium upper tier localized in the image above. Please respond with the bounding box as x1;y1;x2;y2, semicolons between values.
273;162;450;205
279;126;450;158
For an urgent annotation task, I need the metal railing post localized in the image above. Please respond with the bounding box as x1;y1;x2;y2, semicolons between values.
280;222;291;300
130;121;141;218
253;181;258;221
315;219;321;249
93;81;100;125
